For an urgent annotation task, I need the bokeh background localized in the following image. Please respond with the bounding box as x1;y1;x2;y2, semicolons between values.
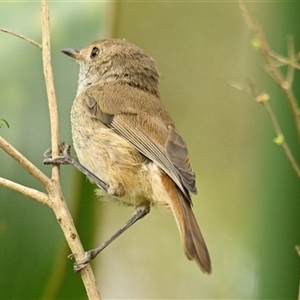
0;1;300;299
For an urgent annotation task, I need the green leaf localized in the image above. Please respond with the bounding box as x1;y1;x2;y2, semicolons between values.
273;133;284;145
0;119;9;128
251;38;261;50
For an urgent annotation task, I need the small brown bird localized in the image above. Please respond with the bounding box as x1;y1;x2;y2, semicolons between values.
61;39;211;273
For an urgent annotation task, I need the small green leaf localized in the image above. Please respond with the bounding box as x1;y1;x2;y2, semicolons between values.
0;119;10;128
273;133;284;145
251;38;261;50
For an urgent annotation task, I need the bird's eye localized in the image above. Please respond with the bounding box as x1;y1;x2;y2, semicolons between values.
90;47;99;59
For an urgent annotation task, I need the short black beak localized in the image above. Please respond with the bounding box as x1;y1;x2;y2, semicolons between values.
61;48;82;60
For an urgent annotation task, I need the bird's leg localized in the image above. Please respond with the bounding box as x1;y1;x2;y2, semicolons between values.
73;204;151;272
43;141;109;192
43;142;150;272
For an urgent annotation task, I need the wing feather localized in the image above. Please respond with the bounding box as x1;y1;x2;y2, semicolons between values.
111;115;188;198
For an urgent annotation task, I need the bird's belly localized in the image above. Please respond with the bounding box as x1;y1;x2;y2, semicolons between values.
71;117;153;206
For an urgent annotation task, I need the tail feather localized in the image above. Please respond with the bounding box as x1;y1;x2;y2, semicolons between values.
182;198;212;273
162;175;211;274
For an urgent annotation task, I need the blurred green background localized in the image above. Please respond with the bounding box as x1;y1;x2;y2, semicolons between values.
0;1;300;299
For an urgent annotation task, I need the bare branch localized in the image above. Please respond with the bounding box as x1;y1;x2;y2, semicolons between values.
0;136;51;189
230;81;300;179
0;177;49;206
0;2;101;298
268;51;300;71
239;0;300;145
286;35;295;86
41;0;60;182
0;28;42;50
235;3;300;296
263;101;300;178
40;1;102;299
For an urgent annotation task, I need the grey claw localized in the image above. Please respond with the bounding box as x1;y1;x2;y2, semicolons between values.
74;261;88;273
43;148;52;158
43;142;72;165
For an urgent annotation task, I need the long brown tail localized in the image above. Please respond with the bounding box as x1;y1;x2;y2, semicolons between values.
162;175;212;274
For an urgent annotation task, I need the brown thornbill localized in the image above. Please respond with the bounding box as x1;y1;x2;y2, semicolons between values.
61;39;211;273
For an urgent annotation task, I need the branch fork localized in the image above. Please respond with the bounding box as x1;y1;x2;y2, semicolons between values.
233;1;300;179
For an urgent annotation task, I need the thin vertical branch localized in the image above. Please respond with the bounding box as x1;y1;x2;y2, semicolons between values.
41;0;60;182
1;3;101;299
285;35;295;86
40;1;101;299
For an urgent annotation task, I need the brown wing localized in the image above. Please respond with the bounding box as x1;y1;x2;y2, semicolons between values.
81;84;197;203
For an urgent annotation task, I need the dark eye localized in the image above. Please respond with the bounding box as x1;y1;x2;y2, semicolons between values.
90;47;99;59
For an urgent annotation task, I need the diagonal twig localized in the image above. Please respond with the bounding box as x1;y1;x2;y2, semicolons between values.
0;177;49;205
0;28;42;50
0;136;51;189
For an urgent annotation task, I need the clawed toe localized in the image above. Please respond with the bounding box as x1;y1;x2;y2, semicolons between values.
43;142;72;165
74;261;88;273
73;251;94;273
